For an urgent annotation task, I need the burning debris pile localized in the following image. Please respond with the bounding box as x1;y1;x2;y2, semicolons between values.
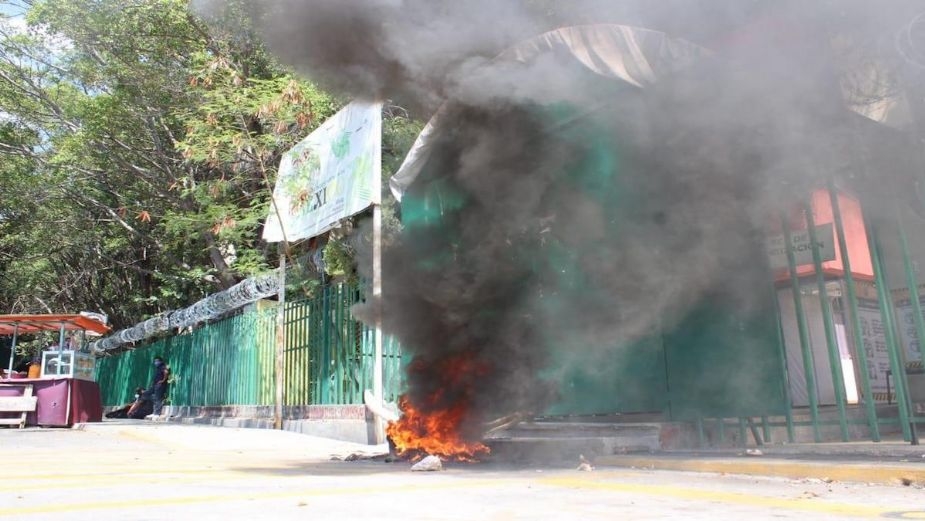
203;0;925;459
388;397;489;461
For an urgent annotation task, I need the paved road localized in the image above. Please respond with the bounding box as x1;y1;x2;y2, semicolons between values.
1;423;923;520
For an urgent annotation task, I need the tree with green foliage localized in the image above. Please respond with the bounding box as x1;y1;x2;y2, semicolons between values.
0;0;421;327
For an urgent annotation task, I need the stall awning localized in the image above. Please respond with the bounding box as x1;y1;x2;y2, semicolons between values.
0;314;110;336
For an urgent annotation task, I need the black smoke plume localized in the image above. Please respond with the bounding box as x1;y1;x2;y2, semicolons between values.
199;0;925;431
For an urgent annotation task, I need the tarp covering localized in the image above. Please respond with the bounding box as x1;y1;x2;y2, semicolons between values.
389;24;710;200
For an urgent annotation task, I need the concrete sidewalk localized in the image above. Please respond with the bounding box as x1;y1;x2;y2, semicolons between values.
7;423;925;520
78;420;925;487
595;443;925;486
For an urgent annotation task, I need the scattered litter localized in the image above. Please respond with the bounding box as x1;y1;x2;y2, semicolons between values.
799;491;819;499
331;452;382;462
745;449;763;456
411;455;443;472
821;477;833;484
297;502;308;507
577;454;594;472
899;477;914;487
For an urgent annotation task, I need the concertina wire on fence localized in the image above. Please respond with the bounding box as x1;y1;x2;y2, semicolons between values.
89;272;281;355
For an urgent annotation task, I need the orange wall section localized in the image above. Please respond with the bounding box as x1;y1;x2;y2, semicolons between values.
772;188;874;282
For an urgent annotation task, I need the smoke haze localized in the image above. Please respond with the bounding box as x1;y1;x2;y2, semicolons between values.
199;0;925;431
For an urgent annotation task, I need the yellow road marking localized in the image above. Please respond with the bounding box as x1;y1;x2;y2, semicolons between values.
1;470;254;492
540;477;891;518
596;455;925;486
0;464;356;489
4;467;243;482
0;467;913;519
0;479;500;517
0;458;370;491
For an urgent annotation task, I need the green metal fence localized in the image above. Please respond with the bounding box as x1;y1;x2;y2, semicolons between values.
284;284;404;406
97;284;404;408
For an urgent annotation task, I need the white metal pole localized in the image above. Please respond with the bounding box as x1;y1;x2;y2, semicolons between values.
6;324;18;379
372;101;385;444
275;245;287;430
373;203;384;443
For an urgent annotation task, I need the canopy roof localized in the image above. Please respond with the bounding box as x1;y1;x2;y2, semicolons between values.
0;314;110;336
389;24;710;201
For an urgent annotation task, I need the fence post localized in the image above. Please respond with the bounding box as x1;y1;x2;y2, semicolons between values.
781;211;822;442
804;199;850;441
894;204;924;445
275;249;286;430
828;182;880;441
865;214;914;442
772;290;796;443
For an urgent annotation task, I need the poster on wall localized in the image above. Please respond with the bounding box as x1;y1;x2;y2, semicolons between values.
263;101;382;243
856;298;893;401
766;223;836;270
894;295;925;365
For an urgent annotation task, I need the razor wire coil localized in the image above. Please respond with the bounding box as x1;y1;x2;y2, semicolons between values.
90;271;281;354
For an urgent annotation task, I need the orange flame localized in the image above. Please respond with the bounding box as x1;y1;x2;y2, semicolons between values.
387;396;490;461
386;353;491;461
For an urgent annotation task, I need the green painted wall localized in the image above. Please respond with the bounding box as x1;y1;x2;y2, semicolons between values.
399;99;788;421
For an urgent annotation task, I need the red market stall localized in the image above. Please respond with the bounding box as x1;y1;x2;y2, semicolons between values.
0;314;110;427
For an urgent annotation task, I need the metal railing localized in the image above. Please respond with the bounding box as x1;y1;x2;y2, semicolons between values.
692;183;925;447
97;284;404;409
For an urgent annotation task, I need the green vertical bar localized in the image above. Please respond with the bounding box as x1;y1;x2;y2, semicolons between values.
804;201;850;441
828;182;880;441
335;285;344;403
287;301;294;406
345;286;354;403
781;213;822;442
296;301;302;405
866;214;913;441
309;297;317;403
896;191;925;438
296;301;302;406
340;285;349;403
322;285;331;404
249;313;257;404
290;302;296;406
294;302;301;406
738;418;747;447
318;286;331;404
896;209;925;367
772;281;797;443
222;319;230;404
305;300;311;404
303;301;309;404
717;418;726;444
243;314;251;404
285;303;291;407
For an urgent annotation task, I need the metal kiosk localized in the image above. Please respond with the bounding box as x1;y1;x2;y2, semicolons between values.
0;314;110;427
